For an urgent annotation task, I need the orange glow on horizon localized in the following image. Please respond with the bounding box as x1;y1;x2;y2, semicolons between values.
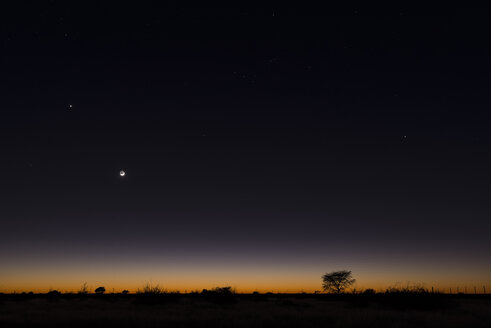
1;273;489;294
2;256;489;294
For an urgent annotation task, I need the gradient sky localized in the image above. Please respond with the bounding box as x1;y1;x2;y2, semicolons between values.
1;3;490;293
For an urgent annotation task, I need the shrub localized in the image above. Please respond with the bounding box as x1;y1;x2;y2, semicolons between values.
78;282;89;295
47;290;61;296
385;284;428;294
137;283;165;295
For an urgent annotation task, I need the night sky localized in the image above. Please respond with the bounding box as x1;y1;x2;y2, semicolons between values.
1;2;490;293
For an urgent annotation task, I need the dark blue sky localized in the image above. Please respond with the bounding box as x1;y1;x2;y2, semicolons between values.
0;2;490;292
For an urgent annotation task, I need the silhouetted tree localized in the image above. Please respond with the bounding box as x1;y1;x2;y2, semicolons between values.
95;287;106;294
322;270;356;294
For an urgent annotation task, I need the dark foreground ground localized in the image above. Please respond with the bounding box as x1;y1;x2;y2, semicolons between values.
1;293;490;327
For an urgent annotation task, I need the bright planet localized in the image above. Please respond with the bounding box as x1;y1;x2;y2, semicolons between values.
119;170;125;177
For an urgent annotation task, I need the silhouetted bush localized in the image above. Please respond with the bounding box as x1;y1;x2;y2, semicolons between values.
46;290;61;297
78;282;89;295
211;286;235;295
95;287;106;294
134;283;169;305
201;287;234;295
137;283;165;295
385;284;429;294
375;286;460;311
121;290;129;294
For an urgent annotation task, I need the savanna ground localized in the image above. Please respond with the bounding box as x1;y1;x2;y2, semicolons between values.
0;293;490;327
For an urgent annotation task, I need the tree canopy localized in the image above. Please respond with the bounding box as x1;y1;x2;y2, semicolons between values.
322;270;356;294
